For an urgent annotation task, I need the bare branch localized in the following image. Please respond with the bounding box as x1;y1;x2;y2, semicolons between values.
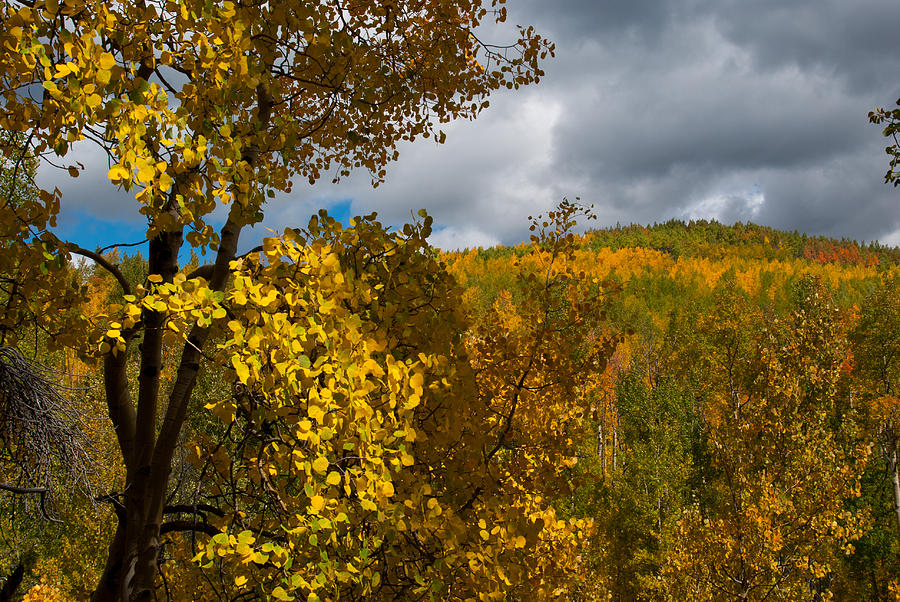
0;483;47;494
163;503;224;517
186;245;262;281
97;239;147;255
68;245;132;296
0;347;98;498
159;520;219;537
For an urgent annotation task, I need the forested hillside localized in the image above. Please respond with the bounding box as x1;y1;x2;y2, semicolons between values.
443;215;900;599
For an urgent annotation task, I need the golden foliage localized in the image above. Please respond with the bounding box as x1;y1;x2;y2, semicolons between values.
152;203;616;600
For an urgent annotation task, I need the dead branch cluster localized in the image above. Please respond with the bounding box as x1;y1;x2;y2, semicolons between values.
0;346;97;516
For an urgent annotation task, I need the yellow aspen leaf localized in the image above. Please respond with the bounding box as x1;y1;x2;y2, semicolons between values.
157;171;174;191
85;93;102;109
312;456;329;473
232;356;250;383
409;372;424;391
98;52;116;70
137;164;155;182
107;165;129;181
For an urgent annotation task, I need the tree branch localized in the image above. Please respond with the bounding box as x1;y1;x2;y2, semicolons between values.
97;239;147;255
104;347;136;471
163;503;224;517
0;482;47;494
186;245;263;281
0;483;63;523
159;520;219;537
68;245;132;296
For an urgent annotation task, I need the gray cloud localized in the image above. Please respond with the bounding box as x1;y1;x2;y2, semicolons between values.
40;1;900;251
707;0;900;91
515;0;675;43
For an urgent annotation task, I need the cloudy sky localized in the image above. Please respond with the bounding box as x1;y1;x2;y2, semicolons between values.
50;0;900;251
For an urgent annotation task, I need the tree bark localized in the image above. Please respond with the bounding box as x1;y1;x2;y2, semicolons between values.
91;217;186;602
123;224;183;601
92;82;272;601
0;560;25;602
90;324;137;602
128;208;243;601
91;523;126;602
890;445;900;540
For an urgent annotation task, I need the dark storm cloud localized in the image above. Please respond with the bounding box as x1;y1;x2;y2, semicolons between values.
476;0;900;246
707;0;900;90
552;60;864;179
752;151;900;241
42;1;900;250
516;0;674;42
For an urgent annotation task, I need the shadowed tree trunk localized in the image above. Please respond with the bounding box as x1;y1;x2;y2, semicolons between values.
0;559;26;602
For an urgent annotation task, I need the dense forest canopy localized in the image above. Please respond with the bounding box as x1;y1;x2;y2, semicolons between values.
447;217;900;599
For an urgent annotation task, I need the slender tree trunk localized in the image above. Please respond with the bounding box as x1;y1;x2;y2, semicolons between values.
0;560;25;602
91;523;126;602
90;220;213;602
92;84;271;601
598;419;606;478
91;339;137;602
612;415;618;471
890;445;900;540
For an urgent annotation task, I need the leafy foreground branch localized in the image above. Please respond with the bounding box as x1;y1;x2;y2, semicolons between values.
150;203;611;600
0;0;554;598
